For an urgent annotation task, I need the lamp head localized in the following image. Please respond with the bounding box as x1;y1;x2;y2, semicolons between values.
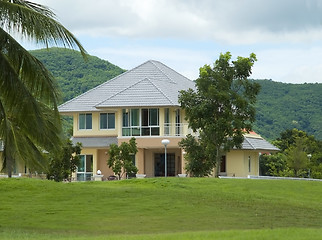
161;139;170;146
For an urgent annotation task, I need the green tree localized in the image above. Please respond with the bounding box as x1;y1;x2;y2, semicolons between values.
179;52;260;177
285;137;309;177
46;139;81;182
107;138;138;179
179;134;214;177
0;1;86;177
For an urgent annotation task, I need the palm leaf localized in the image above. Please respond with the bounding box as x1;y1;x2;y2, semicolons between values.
0;0;87;57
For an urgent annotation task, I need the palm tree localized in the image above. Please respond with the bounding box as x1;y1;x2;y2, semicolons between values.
0;0;86;177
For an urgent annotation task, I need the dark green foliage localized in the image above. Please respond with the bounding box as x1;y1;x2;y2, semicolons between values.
46;139;81;182
253;80;322;140
260;129;322;178
30;47;125;103
107;137;138;179
179;52;260;177
179;134;215;177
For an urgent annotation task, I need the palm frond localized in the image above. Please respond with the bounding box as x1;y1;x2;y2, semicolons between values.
0;27;60;105
0;0;87;57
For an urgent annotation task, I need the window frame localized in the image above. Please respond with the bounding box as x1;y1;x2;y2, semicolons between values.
100;112;116;130
79;113;92;130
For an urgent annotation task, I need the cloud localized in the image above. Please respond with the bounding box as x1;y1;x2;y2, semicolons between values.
38;0;322;44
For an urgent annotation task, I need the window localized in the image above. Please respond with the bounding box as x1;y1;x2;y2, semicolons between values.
100;113;115;129
164;108;170;135
248;156;251;172
79;113;92;130
122;108;159;136
77;155;93;181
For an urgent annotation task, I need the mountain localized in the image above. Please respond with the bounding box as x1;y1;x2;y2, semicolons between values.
30;48;322;140
253;80;322;140
30;48;125;103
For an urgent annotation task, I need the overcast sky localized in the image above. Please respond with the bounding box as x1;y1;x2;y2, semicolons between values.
28;0;322;83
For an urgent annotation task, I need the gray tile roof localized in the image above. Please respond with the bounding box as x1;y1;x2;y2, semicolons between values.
241;135;279;152
71;137;118;148
59;60;195;113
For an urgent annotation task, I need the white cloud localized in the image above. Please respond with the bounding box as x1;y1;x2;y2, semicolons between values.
33;0;322;83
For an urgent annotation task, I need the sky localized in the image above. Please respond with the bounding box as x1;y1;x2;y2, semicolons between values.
26;0;322;83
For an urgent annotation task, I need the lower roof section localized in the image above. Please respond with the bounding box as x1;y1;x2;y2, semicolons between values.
71;137;118;148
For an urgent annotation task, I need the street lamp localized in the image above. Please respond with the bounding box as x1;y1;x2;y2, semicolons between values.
307;154;312;178
161;139;170;177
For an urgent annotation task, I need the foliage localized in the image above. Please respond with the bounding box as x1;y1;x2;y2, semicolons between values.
0;1;85;177
107;137;138;179
46;139;81;182
30;47;125;103
253;80;322;140
179;52;260;176
260;128;322;178
179;134;214;177
0;178;322;239
30;50;322;141
260;153;289;176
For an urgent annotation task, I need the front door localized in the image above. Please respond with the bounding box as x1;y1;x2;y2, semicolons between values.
154;153;175;177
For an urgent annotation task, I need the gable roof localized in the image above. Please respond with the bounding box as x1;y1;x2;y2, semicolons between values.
59;60;195;113
241;132;279;152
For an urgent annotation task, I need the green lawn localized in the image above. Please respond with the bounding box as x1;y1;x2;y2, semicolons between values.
0;177;321;239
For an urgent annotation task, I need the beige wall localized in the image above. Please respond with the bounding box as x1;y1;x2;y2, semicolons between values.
73;112;118;137
72;107;188;138
226;150;259;177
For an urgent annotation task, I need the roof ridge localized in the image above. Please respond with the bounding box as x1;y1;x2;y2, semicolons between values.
94;78;146;107
146;78;175;105
150;60;177;84
95;77;175;107
59;60;154;109
244;136;256;150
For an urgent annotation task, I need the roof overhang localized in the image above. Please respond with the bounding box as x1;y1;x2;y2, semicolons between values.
71;137;118;148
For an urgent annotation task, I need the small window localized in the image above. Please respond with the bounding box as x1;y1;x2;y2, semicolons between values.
100;113;115;129
248;156;251;172
79;113;92;130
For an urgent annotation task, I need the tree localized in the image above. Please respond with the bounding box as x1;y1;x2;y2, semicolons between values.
179;134;214;177
46;139;81;182
107;138;138;179
0;1;86;177
179;52;261;177
285;137;309;177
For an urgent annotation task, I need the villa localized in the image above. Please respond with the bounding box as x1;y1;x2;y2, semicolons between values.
58;60;279;181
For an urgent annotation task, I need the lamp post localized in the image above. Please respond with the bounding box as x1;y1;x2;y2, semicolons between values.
161;139;170;177
307;154;312;178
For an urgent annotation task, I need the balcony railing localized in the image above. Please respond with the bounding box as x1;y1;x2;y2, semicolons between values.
163;123;197;137
121;123;198;137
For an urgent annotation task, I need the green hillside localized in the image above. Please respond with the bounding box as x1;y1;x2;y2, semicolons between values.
30;48;322;140
253;80;322;140
0;178;321;239
30;48;125;103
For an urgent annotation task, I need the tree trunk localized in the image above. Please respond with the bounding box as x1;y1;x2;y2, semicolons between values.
7;157;13;178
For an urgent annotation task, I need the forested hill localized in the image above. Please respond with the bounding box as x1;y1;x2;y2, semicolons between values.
30;48;125;102
253;80;322;140
30;48;322;140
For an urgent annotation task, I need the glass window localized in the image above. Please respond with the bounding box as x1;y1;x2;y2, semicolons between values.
122;109;129;127
100;113;115;129
77;155;93;181
149;108;159;126
100;113;107;129
108;113;115;129
164;108;170;123
131;109;139;127
79;113;92;130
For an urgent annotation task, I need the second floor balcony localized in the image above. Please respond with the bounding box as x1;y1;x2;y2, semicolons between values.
122;123;196;137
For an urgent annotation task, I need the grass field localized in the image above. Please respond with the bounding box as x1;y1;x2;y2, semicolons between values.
0;177;321;239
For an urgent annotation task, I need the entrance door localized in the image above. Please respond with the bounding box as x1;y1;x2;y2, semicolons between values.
154;153;175;177
77;155;93;181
